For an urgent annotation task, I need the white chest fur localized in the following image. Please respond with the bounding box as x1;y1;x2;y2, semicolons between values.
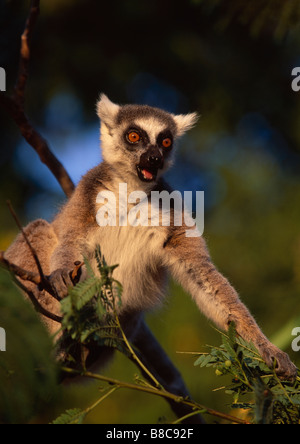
85;221;169;312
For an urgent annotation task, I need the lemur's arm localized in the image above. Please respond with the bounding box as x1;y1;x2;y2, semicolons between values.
162;225;297;380
48;183;92;297
47;172;103;297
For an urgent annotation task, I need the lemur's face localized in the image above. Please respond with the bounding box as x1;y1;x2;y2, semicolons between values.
125;125;172;183
118;106;178;184
97;95;198;186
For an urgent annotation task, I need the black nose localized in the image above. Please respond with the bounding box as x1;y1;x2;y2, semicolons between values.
147;146;163;168
149;155;161;167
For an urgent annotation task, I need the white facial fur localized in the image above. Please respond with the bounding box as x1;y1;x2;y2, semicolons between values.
133;116;168;145
172;112;199;137
96;94;198;187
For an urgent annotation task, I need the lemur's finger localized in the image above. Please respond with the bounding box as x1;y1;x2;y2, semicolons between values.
70;261;84;284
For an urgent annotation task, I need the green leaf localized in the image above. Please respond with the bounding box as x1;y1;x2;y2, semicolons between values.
194;354;211;367
221;334;236;357
83;256;96;279
63;277;101;312
51;408;85;425
227;322;237;345
73;278;101;311
194;325;300;424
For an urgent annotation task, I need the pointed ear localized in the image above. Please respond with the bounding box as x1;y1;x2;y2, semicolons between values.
173;112;199;137
96;94;120;128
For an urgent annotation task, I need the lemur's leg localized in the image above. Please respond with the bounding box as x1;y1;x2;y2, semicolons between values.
129;317;205;424
5;219;57;274
4;219;61;334
162;225;297;380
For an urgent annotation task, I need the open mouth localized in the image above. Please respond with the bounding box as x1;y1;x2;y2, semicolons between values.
136;165;157;182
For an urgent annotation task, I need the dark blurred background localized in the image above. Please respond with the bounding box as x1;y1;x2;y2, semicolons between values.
1;0;300;424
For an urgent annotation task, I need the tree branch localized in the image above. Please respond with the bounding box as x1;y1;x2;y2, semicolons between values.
0;251;62;324
6;199;58;297
0;0;75;198
0;251;82;324
61;367;250;424
14;277;63;324
0;250;40;285
13;0;40;106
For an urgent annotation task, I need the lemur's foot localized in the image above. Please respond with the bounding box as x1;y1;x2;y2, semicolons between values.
258;342;297;380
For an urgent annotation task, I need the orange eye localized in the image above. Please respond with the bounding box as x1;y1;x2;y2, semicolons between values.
127;131;141;143
162;138;172;148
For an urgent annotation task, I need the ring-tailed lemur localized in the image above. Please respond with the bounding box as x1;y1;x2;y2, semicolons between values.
5;94;297;421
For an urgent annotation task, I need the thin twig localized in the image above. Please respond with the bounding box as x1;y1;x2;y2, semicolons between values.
0;0;75;198
7;200;46;283
5;200;63;301
61;367;250;425
114;309;163;390
0;251;62;323
0;250;62;323
0;248;83;305
13;0;40;105
11;273;62;324
172;409;206;425
3;199;83;305
0;251;40;285
78;386;119;422
0;251;81;324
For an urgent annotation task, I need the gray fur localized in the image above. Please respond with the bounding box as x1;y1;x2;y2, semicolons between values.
5;95;297;391
117;104;177;133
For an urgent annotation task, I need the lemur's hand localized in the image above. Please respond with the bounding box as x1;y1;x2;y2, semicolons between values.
48;268;74;298
257;341;297;380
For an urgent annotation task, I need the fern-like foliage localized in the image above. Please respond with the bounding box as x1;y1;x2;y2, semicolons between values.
51;408;85;425
58;246;125;364
194;323;300;424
